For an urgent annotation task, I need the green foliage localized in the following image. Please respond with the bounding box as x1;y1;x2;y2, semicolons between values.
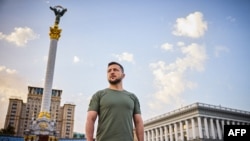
0;124;15;135
73;132;85;138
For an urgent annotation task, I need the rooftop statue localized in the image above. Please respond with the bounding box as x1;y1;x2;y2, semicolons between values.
50;5;67;25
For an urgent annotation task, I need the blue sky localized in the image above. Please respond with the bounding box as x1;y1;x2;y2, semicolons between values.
0;0;250;133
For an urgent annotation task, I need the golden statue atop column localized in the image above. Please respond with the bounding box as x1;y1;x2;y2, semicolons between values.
49;5;67;40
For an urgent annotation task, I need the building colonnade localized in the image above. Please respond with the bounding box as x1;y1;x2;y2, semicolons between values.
144;116;249;141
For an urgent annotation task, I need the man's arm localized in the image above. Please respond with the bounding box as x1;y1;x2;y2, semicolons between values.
133;114;144;141
85;111;98;141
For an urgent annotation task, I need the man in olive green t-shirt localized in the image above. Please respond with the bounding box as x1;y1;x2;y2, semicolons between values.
85;62;144;141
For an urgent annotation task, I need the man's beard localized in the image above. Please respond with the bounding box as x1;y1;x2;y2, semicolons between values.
108;77;122;85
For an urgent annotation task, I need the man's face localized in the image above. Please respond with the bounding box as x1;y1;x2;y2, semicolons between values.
107;64;124;85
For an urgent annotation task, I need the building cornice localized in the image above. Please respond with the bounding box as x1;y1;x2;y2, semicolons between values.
144;102;250;126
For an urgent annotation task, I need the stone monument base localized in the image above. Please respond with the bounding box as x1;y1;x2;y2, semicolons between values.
24;135;58;141
24;112;58;141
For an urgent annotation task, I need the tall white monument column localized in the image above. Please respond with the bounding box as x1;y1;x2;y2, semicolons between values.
39;5;67;118
24;6;67;141
41;38;57;110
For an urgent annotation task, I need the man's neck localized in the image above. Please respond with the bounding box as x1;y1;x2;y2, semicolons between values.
109;84;123;91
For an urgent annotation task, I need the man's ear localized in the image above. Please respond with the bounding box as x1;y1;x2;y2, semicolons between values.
122;73;125;78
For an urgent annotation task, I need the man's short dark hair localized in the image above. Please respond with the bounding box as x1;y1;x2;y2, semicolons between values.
108;61;124;73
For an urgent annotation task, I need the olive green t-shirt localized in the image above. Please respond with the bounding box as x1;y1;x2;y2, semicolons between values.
88;88;141;141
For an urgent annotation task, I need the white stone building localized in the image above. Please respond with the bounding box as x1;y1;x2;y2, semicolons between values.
143;102;250;141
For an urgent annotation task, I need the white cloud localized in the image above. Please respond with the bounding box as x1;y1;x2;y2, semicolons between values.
177;41;185;47
0;66;27;128
0;27;39;47
180;43;207;71
73;56;80;63
0;33;5;39
113;52;135;63
214;46;230;57
161;43;173;51
149;43;207;111
172;12;208;38
0;66;17;74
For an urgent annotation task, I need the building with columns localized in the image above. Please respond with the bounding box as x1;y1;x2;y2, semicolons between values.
143;102;250;141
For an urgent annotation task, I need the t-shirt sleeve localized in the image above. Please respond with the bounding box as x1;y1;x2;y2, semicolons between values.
132;94;141;115
87;92;100;113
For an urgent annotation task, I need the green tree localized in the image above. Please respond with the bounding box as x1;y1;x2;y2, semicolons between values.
0;124;15;135
73;133;77;138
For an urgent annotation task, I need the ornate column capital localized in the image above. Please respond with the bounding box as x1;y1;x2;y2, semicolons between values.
49;25;62;40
